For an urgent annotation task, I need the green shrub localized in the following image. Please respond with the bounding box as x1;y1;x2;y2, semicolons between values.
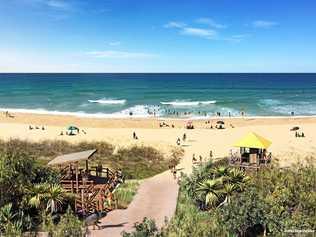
168;159;316;236
53;208;84;237
42;208;84;237
122;217;162;237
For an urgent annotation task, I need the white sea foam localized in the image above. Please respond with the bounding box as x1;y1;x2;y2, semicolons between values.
114;105;162;117
160;100;216;107
0;105;160;119
268;103;316;115
259;99;282;106
88;98;126;105
2;107;316;119
259;99;316;115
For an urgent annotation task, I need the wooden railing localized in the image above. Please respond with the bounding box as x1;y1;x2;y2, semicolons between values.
60;168;123;215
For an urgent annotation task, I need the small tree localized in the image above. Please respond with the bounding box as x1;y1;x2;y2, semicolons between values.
218;187;269;236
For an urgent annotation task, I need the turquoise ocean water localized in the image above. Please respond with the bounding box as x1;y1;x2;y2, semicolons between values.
0;73;316;118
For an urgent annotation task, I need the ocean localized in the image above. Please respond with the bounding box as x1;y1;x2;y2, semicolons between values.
0;73;316;118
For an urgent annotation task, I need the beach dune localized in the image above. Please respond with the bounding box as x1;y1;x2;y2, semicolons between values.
1;112;316;169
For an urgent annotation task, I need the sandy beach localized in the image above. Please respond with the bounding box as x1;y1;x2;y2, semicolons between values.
1;112;316;170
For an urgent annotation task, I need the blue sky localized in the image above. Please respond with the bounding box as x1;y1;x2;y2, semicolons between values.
0;0;315;72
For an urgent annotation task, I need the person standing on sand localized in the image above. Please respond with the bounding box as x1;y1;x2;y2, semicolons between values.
176;137;181;146
192;153;196;163
133;131;138;139
210;150;213;159
182;133;186;142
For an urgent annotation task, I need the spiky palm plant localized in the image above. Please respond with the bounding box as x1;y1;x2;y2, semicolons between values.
226;168;250;192
195;179;224;208
28;183;68;214
222;183;237;204
210;166;230;180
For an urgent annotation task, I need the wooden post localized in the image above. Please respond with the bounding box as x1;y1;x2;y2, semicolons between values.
71;180;74;193
85;160;89;172
81;189;85;214
75;162;79;193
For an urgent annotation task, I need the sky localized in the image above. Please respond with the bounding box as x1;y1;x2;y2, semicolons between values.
0;0;315;72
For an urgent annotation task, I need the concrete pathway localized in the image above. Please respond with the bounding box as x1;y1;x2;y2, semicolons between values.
90;170;179;237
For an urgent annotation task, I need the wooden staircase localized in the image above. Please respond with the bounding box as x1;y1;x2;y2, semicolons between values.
60;168;123;215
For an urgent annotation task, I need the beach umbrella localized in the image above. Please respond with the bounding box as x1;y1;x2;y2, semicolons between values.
234;132;271;149
290;126;299;131
67;125;79;131
216;120;225;125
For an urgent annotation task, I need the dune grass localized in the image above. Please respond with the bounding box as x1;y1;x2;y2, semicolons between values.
114;180;140;209
0;139;182;179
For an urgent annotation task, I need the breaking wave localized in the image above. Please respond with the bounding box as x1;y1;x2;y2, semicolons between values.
88;98;126;105
160;100;216;107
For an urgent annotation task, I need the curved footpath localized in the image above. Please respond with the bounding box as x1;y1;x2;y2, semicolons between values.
90;136;196;237
90;170;179;237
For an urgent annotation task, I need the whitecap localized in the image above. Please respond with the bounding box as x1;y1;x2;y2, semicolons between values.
88;98;126;105
160;100;216;107
114;105;162;117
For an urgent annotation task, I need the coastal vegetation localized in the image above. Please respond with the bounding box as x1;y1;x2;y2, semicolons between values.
123;158;316;237
114;180;140;209
0;139;182;180
0;139;181;236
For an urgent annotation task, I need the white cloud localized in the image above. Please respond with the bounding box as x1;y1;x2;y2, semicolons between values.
196;18;227;29
252;20;278;29
164;21;217;40
224;34;250;43
87;50;157;59
180;27;217;39
164;21;186;28
24;0;71;10
46;0;68;9
109;41;121;46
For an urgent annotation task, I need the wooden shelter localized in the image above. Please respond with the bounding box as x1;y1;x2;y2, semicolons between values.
48;150;123;215
230;132;272;169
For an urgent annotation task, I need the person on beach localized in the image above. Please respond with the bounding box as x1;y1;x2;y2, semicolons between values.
176;138;181;146
133;131;137;139
209;150;213;159
192;153;196;163
172;166;177;180
182;133;186;142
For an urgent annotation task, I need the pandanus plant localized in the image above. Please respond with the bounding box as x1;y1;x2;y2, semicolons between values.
27;183;69;214
195;167;250;209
